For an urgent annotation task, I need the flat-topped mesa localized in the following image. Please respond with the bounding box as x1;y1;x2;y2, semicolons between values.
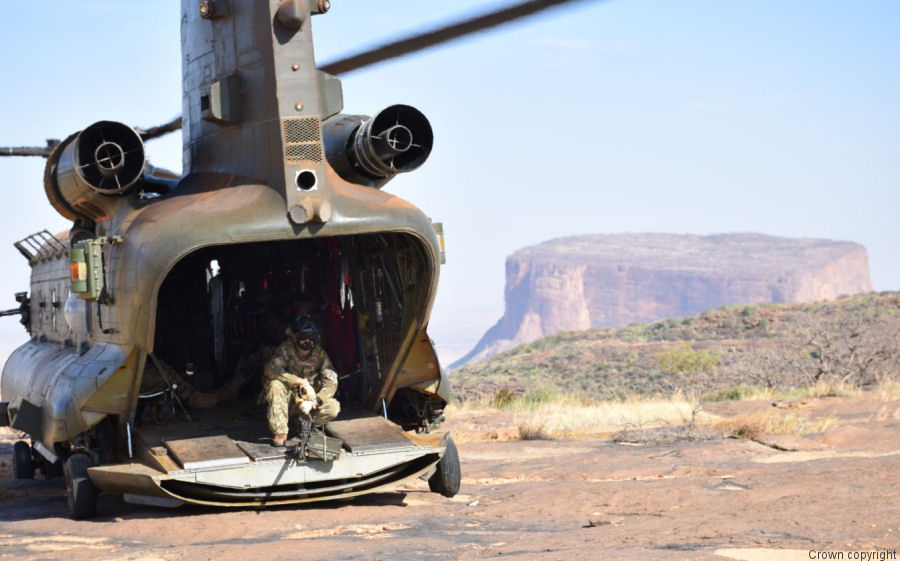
452;233;874;368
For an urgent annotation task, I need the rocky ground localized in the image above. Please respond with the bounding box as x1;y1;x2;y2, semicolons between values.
1;395;898;561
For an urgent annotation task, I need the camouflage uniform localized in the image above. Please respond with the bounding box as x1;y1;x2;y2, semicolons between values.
263;339;340;434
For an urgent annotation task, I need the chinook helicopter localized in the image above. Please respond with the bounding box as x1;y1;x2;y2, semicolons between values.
0;0;587;519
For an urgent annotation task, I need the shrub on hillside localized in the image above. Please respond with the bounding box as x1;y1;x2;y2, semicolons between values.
657;343;720;375
492;388;518;409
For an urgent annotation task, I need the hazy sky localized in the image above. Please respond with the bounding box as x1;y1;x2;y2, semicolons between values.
0;1;898;365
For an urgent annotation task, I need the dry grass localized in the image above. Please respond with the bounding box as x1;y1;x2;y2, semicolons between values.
708;380;862;403
704;378;886;404
714;410;838;440
450;393;713;441
515;397;708;440
802;379;861;399
877;375;900;401
449;375;900;442
704;385;779;402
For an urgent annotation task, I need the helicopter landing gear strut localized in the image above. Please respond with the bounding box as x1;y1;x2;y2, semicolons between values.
428;436;461;498
64;453;98;520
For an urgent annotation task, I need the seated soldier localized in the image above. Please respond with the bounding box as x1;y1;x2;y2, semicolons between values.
263;317;340;447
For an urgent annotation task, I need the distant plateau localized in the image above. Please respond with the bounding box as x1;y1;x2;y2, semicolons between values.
451;232;873;368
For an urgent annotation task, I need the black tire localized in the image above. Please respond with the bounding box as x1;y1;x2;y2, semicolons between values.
64;453;98;520
12;441;35;480
428;436;461;498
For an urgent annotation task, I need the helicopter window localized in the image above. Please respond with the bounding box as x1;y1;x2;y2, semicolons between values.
37;290;44;329
49;288;58;331
295;169;317;190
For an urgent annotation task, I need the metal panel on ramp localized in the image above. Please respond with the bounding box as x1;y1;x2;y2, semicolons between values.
164;435;251;470
325;414;416;453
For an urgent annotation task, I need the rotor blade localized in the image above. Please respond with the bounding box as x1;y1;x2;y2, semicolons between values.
1;115;181;157
50;1;596;143
0;147;52;157
137;116;182;141
319;0;595;75
0;141;59;158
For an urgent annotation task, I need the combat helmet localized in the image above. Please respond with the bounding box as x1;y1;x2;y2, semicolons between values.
290;315;321;343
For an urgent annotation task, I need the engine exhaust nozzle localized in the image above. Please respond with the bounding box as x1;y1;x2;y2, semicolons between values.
45;120;146;221
351;105;433;179
71;121;145;195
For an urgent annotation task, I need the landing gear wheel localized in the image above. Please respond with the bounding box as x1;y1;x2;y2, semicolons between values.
12;441;35;479
428;436;461;498
64;453;98;520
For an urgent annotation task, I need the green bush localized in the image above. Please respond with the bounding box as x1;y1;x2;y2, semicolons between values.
521;384;562;404
657;343;720;375
704;384;765;402
492;388;518;409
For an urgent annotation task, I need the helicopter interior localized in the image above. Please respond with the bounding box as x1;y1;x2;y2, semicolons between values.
144;232;434;431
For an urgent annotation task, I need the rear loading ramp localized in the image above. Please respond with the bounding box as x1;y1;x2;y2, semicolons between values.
132;409;420;464
88;411;447;507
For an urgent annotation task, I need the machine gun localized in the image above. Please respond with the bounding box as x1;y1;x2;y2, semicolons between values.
295;414;313;461
292;380;317;460
0;292;30;331
290;382;341;461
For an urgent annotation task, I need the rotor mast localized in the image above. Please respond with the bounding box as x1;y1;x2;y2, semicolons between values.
181;0;338;212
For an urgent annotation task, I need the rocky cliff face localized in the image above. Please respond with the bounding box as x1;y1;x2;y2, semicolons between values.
451;233;874;368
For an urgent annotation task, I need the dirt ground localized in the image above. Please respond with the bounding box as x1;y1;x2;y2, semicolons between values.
1;395;898;561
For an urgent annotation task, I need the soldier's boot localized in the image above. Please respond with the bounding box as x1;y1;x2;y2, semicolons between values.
272;433;287;447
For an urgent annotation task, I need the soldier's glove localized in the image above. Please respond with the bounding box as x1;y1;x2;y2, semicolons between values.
299;399;317;416
297;379;316;401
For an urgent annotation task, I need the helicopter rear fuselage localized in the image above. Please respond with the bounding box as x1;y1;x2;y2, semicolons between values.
1;0;457;515
2;164;451;507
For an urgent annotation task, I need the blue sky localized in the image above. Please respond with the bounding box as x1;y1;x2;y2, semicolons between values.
0;1;898;364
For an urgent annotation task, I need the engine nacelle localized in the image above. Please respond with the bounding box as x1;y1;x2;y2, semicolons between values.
323;104;433;188
44;121;146;222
